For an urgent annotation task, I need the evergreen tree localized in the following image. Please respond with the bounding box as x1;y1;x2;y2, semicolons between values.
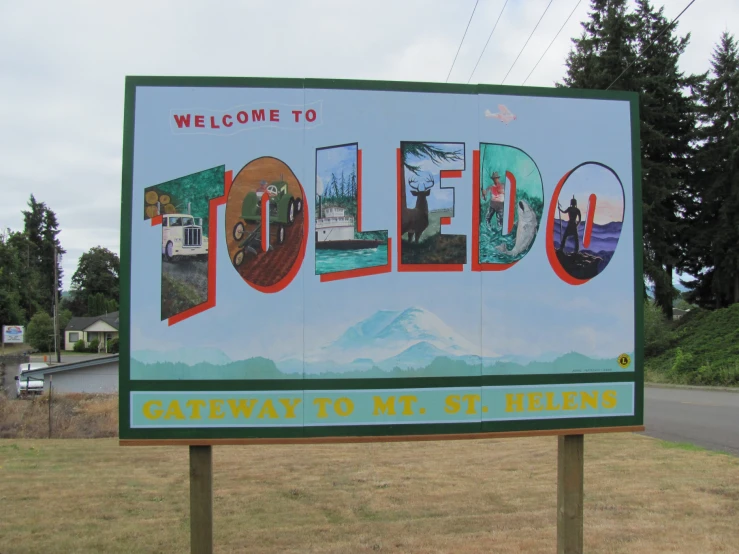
5;231;43;323
682;33;739;307
20;195;65;316
561;0;699;319
560;0;637;91
350;163;358;198
634;0;701;320
0;234;26;327
328;173;339;200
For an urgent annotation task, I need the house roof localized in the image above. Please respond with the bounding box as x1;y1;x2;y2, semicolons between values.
66;311;119;332
20;354;119;377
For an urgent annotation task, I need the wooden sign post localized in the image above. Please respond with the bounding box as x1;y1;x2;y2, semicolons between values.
557;434;584;554
189;446;213;554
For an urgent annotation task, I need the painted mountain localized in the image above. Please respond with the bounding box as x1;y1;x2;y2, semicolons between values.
303;307;484;367
130;307;630;380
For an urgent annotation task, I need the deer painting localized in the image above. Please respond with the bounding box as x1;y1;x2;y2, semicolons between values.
401;173;436;243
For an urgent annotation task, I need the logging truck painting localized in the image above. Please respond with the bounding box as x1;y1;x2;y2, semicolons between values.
161;213;208;261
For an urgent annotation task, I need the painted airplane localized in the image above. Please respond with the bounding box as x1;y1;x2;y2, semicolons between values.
484;104;517;124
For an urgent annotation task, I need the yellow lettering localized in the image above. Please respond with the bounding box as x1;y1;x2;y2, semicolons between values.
258;399;279;419
142;400;162;420
373;396;396;416
164;400;185;420
545;392;561;411
562;392;578;410
580;391;598;410
528;392;543;412
209;399;225;419
444;395;461;414
186;399;206;419
462;394;481;415
398;395;418;416
227;399;258;418
334;397;354;416
313;398;332;418
602;390;617;409
505;393;524;412
278;398;301;419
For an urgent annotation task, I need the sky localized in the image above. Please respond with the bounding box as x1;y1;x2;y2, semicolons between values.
1;0;734;290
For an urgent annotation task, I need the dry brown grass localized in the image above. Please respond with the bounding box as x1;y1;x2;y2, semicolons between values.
0;394;118;439
0;433;737;553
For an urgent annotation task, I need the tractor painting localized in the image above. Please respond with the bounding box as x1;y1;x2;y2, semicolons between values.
232;177;303;267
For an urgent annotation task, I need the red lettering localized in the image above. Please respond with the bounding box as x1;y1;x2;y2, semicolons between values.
210;116;220;129
292;110;302;122
222;114;233;127
270;109;279;122
237;111;248;124
252;109;265;122
306;109;317;122
194;115;205;128
173;114;191;128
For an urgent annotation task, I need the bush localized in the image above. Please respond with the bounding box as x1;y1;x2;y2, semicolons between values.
108;338;119;354
73;339;86;352
26;312;54;352
87;339;100;353
644;300;671;356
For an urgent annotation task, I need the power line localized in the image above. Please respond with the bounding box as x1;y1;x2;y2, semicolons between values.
606;0;697;90
501;0;554;84
522;0;582;85
446;0;481;82
467;0;509;84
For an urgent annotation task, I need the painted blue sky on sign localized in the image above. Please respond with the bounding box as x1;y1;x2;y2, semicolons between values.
128;85;634;373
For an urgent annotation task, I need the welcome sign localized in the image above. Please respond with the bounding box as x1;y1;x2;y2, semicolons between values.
120;77;642;443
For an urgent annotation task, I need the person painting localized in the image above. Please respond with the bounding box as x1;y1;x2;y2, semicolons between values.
482;171;505;229
557;196;582;254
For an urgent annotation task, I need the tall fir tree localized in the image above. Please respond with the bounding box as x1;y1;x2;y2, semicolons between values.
20;194;65;317
561;0;637;91
561;0;699;318
682;32;739;307
634;0;701;319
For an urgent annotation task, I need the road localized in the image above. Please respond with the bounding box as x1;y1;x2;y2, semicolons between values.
644;386;739;455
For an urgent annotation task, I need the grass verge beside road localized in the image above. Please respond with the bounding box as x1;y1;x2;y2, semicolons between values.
0;433;737;553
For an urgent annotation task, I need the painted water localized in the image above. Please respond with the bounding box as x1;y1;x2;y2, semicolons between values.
316;244;388;275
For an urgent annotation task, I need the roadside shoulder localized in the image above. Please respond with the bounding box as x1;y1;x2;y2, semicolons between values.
646;382;739;393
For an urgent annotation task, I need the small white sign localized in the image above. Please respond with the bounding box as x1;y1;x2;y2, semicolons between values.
2;325;24;344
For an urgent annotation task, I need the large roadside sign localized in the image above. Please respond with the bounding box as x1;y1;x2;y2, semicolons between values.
119;77;643;443
2;325;24;344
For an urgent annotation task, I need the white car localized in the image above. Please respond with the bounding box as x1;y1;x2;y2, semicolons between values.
16;362;48;397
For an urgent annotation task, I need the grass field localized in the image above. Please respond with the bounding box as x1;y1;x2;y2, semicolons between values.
1;433;738;553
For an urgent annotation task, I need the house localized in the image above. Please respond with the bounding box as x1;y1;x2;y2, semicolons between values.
18;355;118;394
65;312;119;352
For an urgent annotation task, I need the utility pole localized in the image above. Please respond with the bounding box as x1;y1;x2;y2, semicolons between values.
54;246;61;363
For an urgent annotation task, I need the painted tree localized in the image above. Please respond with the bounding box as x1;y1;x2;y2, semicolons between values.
682;33;739;308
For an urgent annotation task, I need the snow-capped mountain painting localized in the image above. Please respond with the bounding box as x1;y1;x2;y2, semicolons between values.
304;306;485;367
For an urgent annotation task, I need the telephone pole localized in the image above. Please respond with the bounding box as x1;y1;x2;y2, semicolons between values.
54;246;61;363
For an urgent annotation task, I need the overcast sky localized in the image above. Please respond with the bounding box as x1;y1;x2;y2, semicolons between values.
1;0;733;289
